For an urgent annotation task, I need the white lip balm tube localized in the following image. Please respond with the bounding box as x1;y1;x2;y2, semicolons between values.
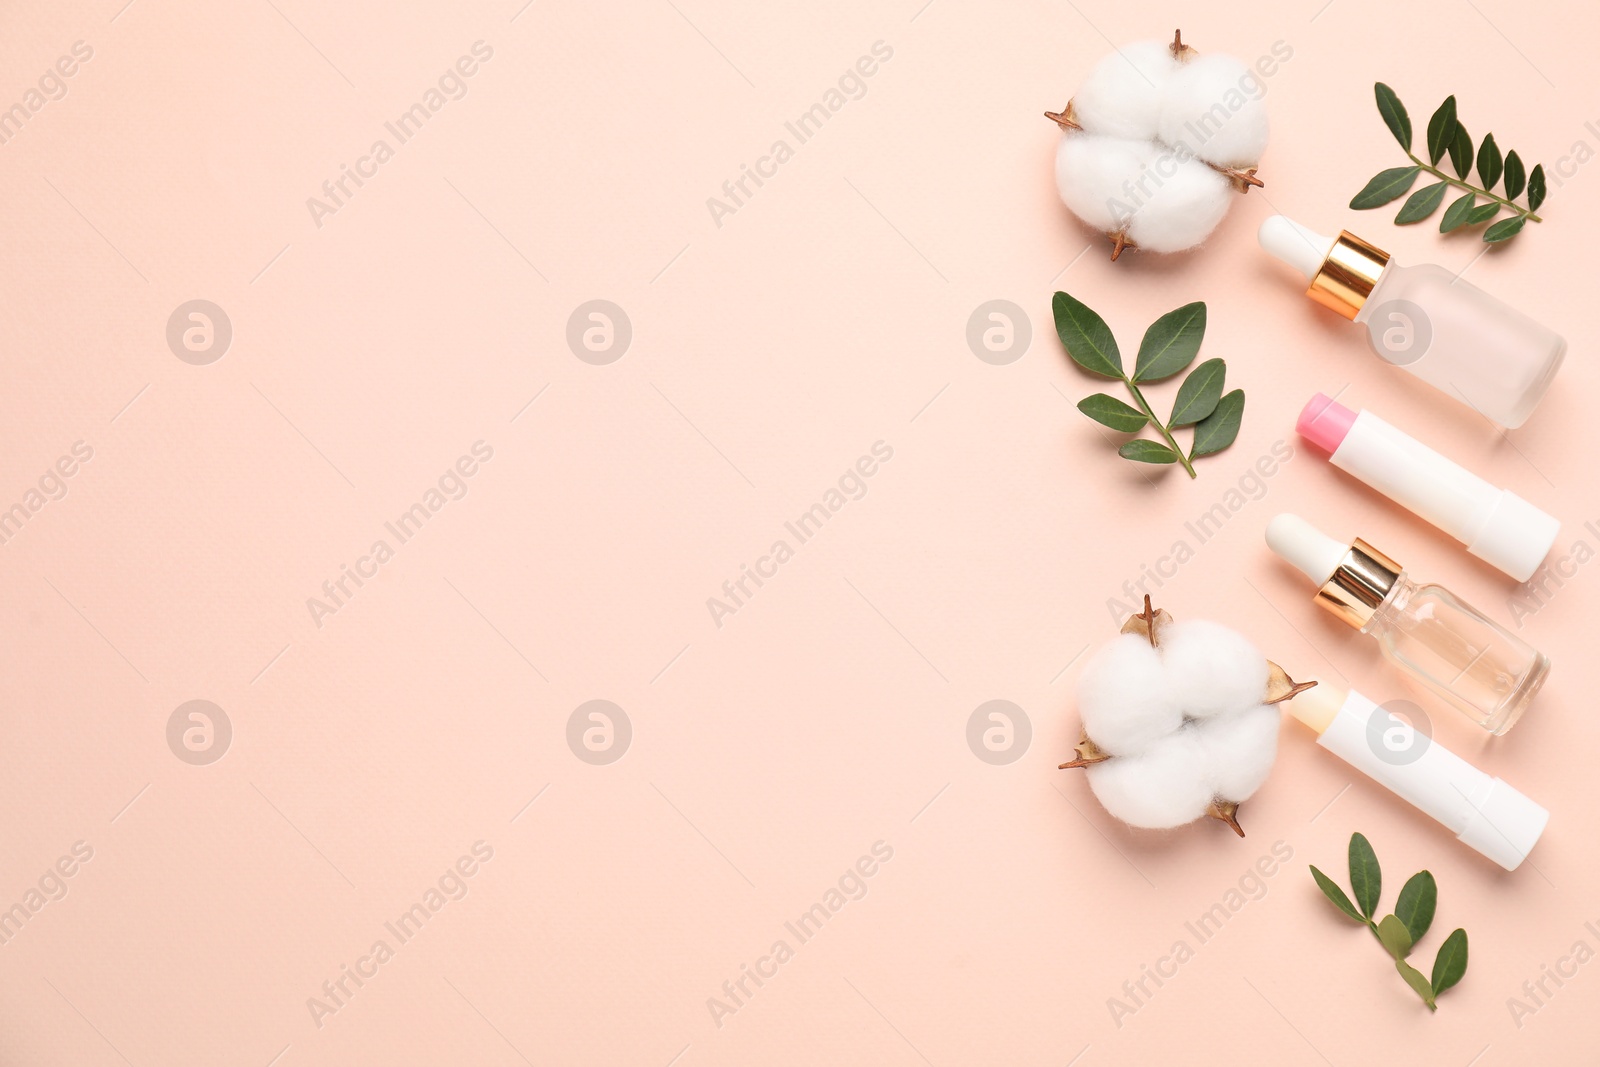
1297;393;1559;582
1287;684;1548;870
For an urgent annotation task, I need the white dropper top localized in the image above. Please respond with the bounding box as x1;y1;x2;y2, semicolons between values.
1258;215;1334;283
1266;513;1347;585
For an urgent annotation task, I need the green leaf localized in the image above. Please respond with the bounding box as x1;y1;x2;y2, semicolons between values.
1439;192;1477;232
1349;833;1381;919
1467;202;1501;224
1118;440;1178;465
1374;82;1411;149
1477;132;1503;189
1350;166;1422;209
1310;865;1366;923
1529;164;1547;211
1377;914;1414;960
1483;215;1526;243
1133;302;1207;382
1397;958;1438;1010
1448;122;1473;178
1426;96;1457;166
1052;291;1123;379
1189;389;1244;458
1395;871;1437;944
1077;393;1147;432
1432;929;1469;995
1395;181;1449;224
1503;150;1526;199
1169;358;1226;427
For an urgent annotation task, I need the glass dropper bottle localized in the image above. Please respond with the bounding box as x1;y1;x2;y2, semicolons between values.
1266;513;1549;735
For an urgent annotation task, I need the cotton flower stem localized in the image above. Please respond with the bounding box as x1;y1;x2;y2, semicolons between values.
1403;151;1542;222
1125;380;1197;477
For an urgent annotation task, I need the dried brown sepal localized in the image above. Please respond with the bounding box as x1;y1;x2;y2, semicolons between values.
1044;101;1081;131
1119;594;1171;646
1170;29;1197;62
1264;662;1317;706
1207;799;1245;837
1205;162;1264;193
1106;231;1137;260
1058;729;1111;770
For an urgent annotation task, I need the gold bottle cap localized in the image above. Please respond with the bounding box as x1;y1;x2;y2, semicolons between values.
1315;538;1402;629
1307;231;1391;320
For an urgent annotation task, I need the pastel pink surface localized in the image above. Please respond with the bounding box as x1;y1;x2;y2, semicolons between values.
1298;391;1358;454
2;2;1597;1065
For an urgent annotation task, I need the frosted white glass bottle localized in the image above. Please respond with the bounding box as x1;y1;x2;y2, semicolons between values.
1259;216;1565;428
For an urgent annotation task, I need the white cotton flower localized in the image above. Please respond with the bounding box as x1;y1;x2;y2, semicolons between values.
1159;619;1269;719
1075;633;1181;756
1048;32;1267;259
1069;617;1284;832
1086;729;1213;830
1157;53;1270;169
1069;40;1178;140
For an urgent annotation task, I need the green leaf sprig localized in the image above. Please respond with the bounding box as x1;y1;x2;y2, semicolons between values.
1052;293;1243;478
1352;83;1545;244
1310;833;1469;1011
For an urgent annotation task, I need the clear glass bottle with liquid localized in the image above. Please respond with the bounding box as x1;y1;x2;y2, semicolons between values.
1267;514;1549;734
1362;573;1548;733
1258;216;1566;428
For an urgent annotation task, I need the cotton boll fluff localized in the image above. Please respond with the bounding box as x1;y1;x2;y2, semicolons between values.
1067;40;1177;140
1046;30;1267;260
1122;157;1232;254
1076;633;1181;756
1159;619;1270;719
1193;704;1280;801
1086;729;1213;831
1062;603;1311;836
1157;53;1270;169
1054;135;1156;233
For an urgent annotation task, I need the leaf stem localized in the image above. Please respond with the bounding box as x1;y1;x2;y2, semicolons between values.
1404;152;1542;222
1125;379;1196;478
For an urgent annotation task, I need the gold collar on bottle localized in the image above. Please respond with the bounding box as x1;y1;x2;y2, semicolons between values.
1315;538;1402;629
1307;231;1391;320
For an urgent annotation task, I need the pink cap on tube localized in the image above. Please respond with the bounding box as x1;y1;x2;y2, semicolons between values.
1297;393;1358;454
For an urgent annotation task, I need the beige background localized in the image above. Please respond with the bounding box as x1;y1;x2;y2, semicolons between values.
2;0;1598;1062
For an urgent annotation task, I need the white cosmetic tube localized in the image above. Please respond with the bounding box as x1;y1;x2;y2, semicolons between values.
1297;394;1559;581
1287;685;1548;871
